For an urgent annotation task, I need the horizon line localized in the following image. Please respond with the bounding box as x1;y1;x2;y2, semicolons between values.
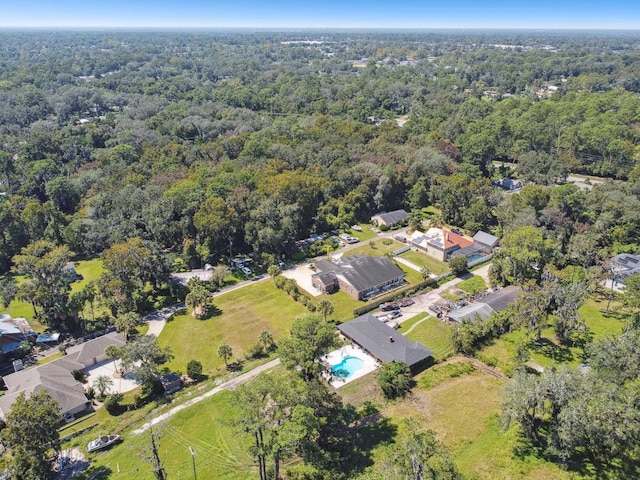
1;26;639;32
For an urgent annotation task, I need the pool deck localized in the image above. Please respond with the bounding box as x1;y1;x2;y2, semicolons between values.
323;344;379;388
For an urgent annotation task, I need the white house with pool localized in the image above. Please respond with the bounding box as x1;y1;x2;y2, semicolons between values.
325;314;434;388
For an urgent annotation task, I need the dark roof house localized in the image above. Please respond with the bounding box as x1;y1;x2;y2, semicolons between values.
0;332;126;420
447;286;521;323
338;314;433;372
371;209;409;228
312;255;405;300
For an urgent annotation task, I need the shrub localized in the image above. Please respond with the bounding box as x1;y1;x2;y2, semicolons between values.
449;256;468;276
273;275;286;290
71;370;85;382
376;361;413;400
186;360;203;380
381;238;393;246
103;394;122;414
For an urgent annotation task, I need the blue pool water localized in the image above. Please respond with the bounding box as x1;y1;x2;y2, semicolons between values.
467;254;484;262
332;356;365;379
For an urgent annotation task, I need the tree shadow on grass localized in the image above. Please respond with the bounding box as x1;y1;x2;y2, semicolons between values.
197;305;222;320
226;360;244;372
528;337;574;363
337;410;398;477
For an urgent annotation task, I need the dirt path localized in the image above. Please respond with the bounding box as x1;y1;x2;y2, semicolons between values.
132;358;281;435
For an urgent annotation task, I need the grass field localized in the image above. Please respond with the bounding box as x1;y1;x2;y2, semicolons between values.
157;280;308;376
80;390;254;480
398;315;455;361
0;258;105;330
456;275;487;295
397;249;449;275
381;372;571;479
480;295;627;372
344;239;401;257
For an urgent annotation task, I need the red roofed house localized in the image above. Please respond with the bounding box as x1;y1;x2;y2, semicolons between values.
408;228;473;262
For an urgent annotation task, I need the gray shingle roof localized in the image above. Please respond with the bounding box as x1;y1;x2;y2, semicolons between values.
447;303;495;323
338;314;433;367
372;209;408;226
483;285;521;311
447;286;521;323
0;332;126;419
473;231;499;248
337;255;405;294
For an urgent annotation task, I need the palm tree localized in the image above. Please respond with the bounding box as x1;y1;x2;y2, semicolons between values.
218;344;232;366
185;284;210;318
420;266;431;280
93;375;114;399
259;330;274;352
316;299;335;322
115;311;140;340
105;345;122;374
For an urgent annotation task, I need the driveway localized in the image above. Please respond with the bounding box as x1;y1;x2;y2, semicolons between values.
281;262;322;296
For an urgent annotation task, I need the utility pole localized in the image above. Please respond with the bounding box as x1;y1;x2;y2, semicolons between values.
188;446;197;480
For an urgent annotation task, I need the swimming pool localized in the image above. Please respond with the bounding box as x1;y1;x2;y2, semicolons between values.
467;254;484;262
331;356;365;379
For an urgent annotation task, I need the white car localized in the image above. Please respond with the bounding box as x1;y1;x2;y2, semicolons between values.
241;266;253;275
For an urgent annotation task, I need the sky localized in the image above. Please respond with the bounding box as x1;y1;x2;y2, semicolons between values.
0;0;638;30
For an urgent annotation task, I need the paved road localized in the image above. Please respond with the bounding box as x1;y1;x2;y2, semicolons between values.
132;358;281;435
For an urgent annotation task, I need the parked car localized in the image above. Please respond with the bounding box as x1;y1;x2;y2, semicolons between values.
351;225;362;231
398;298;415;307
241;266;253;275
428;305;442;315
380;302;400;311
388;310;402;320
378;315;390;323
393;235;407;243
451;228;463;235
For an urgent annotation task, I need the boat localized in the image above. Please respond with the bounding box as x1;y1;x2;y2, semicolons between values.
86;434;120;452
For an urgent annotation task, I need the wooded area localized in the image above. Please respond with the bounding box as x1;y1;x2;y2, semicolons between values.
1;29;640;479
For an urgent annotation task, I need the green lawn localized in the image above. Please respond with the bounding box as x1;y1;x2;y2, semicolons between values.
71;258;104;293
382;373;571;480
322;290;361;323
397;249;449;275
81;390;254;480
344;239;402;257
350;224;378;242
0;258;105;331
399;315;455;361
480;295;627;372
157;281;308;376
457;275;487;295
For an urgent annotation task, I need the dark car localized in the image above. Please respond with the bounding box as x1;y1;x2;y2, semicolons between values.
451;228;463;235
398;298;415;307
388;310;402;320
380;302;400;311
428;305;442;315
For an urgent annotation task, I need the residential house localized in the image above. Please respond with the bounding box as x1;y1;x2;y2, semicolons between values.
311;255;405;301
408;228;473;262
62;262;78;282
606;253;640;291
371;209;408;228
472;231;499;250
160;372;183;394
338;314;433;373
0;315;34;354
0;332;126;421
493;178;523;190
447;286;521;323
